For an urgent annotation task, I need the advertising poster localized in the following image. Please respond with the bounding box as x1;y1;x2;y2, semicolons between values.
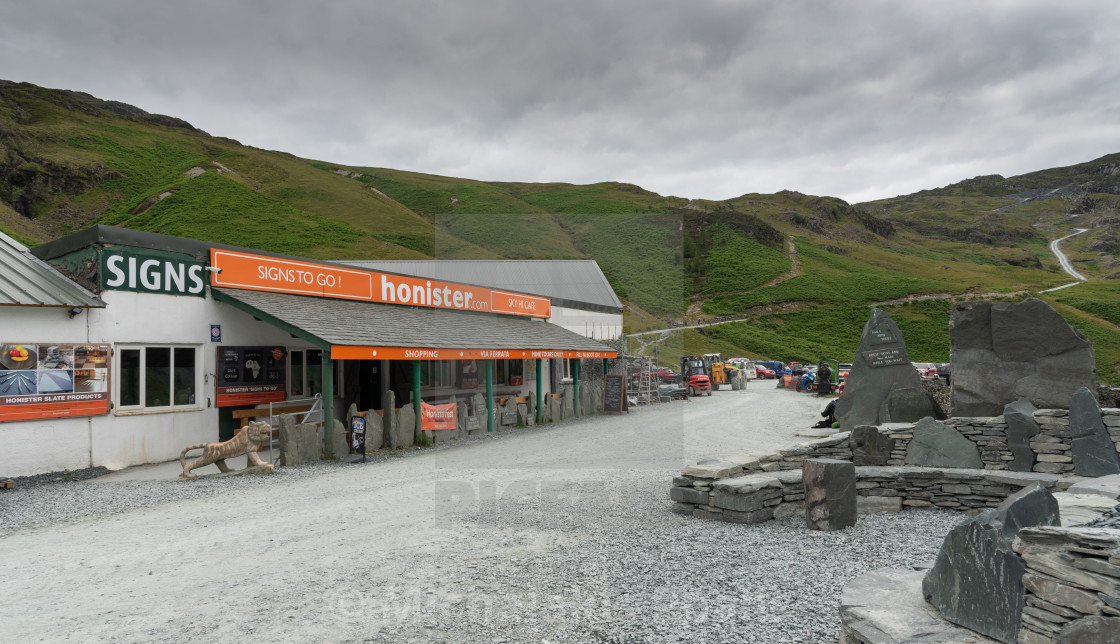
459;359;478;389
509;359;524;386
215;346;287;407
421;401;457;430
0;343;110;422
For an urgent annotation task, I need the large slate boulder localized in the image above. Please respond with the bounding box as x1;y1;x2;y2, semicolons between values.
883;386;945;423
279;415;321;466
397;402;416;448
1070;386;1120;477
803;458;857;531
364;408;383;451
950;298;1096;416
836;309;922;431
330;418;348;459
905;417;983;468
850;425;895;466
1003;397;1039;473
383;390;397;449
922;483;1061;643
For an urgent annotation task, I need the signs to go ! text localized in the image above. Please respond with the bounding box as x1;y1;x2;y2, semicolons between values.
210;250;551;318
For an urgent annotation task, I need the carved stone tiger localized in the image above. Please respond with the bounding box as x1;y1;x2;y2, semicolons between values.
178;420;274;480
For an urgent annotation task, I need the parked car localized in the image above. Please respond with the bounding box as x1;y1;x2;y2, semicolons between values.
788;362;805;375
838;363;853;380
912;362;938;379
755;364;775;379
936;363;951;382
631;367;677;382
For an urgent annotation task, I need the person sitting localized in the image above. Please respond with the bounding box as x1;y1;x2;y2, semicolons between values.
811;398;837;428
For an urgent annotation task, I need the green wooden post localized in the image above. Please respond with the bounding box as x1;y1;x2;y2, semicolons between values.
535;359;543;423
573;359;580;417
412;360;421;435
322;354;335;459
486;360;494;432
603;358;609;376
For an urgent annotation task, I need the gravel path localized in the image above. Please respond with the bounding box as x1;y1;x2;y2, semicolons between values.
0;385;963;643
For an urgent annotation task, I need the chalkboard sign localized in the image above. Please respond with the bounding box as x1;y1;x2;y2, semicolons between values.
350;416;366;455
603;374;626;414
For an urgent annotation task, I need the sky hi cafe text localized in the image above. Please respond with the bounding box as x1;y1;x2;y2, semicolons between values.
210;249;551;318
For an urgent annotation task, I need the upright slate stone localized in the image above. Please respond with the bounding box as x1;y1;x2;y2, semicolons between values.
1070;387;1120;477
364;408;383;451
951;298;1096;416
397;402;416;448
922;483;1061;644
835;309;922;431
1003;397;1039;473
883;386;945;423
803;458;857;531
850;425;895;466
905;417;983;468
384;390;397;449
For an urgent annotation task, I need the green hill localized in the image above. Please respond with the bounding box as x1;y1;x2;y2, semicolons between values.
2;80;1118;383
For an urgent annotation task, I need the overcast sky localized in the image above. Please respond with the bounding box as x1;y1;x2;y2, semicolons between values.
3;0;1118;203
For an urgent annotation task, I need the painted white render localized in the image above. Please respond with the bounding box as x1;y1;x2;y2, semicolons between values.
1;290;318;476
548;305;623;342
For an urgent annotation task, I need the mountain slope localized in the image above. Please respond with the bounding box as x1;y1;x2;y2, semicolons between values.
1;80;1117;383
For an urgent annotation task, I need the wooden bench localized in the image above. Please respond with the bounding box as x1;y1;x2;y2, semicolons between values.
231;404;316;429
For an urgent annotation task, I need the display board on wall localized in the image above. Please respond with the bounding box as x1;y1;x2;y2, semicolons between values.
215;346;287;407
0;343;110;422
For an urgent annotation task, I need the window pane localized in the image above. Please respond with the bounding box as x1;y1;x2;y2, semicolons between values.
308;350;322;397
145;347;171;407
420;360;431;387
121;349;141;407
290;351;304;396
173;348;196;406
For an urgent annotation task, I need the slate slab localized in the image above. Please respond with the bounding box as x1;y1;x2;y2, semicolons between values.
836;309;921;431
851;425;895;466
1057;616;1120;644
950;299;1096;417
1004;397;1040;473
803;458;857;531
397;403;416;448
922;483;1061;643
1070;387;1120;477
905;416;983;469
363;408;383;451
884;386;946;423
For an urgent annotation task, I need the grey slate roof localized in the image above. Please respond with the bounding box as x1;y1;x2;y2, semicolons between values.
214;288;616;353
0;230;104;308
337;260;622;313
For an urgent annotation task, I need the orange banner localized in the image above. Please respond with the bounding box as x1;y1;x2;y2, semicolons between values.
421;401;457;430
0;395;108;422
210;249;551;318
330;346;617;361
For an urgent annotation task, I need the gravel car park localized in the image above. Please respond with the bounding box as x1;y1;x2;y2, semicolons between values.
1;386;961;643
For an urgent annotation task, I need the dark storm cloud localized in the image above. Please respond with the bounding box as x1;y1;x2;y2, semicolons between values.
2;0;1117;202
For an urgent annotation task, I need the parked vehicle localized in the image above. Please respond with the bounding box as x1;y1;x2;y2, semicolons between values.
631;367;677;382
755;364;775;379
679;355;713;396
912;362;938;379
727;358;757;380
702;353;745;390
838;363;853;380
788;362;805;376
936;363;951;382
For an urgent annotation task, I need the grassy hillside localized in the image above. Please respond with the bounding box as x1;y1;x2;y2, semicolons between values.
2;80;1118;382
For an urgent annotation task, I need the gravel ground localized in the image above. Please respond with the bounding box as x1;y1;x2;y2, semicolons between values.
0;386;965;643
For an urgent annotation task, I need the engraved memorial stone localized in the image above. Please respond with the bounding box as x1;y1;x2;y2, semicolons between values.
836;308;921;431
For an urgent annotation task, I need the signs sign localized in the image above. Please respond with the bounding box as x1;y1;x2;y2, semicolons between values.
210;249;552;318
102;249;206;296
350;416;366;454
215;346;287;407
0;343;110;422
421;401;457;430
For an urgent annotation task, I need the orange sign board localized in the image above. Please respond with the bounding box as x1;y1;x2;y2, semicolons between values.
421;401;457;430
330;346;617;361
210;249;551;318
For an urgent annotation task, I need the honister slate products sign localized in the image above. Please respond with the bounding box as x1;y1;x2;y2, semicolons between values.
215;346;286;407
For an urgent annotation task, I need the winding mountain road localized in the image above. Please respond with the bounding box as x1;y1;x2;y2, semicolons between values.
1041;227;1089;292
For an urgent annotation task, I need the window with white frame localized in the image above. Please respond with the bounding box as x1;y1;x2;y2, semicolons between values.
117;345;199;411
420;360;452;388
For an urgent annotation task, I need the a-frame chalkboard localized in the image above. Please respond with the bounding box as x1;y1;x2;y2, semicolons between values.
603;374;627;414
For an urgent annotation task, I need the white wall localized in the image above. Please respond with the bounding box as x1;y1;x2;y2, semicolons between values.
1;291;317;476
548;306;623;341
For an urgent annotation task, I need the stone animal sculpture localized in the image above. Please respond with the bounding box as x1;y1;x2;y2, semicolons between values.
179;420;274;480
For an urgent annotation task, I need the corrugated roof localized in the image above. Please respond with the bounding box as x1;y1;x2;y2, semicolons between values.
213;288;615;353
337;260;622;313
0;230;104;308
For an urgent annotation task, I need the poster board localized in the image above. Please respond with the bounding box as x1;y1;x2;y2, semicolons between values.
215;346;287;407
602;374;626;414
0;343;110;422
421;401;457;430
